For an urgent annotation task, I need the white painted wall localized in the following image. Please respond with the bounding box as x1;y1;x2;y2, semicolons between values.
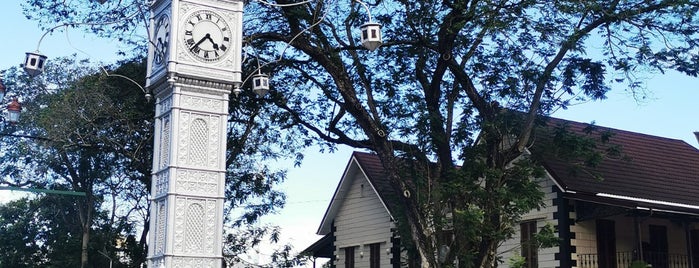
334;172;395;268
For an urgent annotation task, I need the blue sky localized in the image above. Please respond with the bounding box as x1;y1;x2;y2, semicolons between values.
1;0;698;266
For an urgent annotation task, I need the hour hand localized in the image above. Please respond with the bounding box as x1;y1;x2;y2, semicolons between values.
157;38;166;50
204;35;219;50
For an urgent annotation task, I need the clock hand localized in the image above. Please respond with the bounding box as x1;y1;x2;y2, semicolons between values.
157;38;166;51
204;35;219;50
190;34;211;51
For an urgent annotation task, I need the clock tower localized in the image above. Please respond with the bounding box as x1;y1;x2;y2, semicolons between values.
146;0;243;267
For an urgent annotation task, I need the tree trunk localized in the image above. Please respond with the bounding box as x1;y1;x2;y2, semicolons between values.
82;222;90;268
78;194;94;268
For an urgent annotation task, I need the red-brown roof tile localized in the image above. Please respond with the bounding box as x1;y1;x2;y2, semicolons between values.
533;117;699;209
348;116;699;213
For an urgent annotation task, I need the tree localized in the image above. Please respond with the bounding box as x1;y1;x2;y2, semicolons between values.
244;1;699;267
20;0;699;267
0;56;154;268
0;197;83;268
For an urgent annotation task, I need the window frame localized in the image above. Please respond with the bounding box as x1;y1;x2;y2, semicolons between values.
369;243;381;268
344;246;355;268
520;220;538;268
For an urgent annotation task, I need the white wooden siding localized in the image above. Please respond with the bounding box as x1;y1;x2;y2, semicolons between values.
334;172;394;268
497;176;561;268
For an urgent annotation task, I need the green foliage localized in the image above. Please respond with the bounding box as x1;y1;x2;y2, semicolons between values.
0;56;153;267
630;260;650;268
0;196;99;268
507;255;526;268
534;223;560;248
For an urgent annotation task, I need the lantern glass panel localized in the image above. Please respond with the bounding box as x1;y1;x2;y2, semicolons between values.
7;110;19;123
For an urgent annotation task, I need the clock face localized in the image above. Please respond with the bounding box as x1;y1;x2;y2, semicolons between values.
153;14;170;66
183;10;232;62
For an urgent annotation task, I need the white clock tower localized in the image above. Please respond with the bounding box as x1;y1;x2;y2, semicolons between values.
145;0;243;267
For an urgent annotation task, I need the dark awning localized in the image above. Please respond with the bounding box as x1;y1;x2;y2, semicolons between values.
300;233;333;258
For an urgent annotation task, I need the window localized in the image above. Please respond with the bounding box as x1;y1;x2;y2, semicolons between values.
344;246;355;268
370;243;381;268
520;221;538;268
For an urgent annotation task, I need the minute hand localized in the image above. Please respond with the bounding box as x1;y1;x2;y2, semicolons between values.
190;34;210;51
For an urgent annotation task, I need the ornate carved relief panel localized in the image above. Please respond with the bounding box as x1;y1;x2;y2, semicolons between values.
175;170;218;196
156;201;167;255
177;112;221;169
181;95;223;114
155;170;170;198
172;257;215;268
173;197;217;254
159;115;171;169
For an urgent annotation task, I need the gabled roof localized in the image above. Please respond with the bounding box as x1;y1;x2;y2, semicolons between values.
314;117;699;237
533;117;699;213
316;151;397;235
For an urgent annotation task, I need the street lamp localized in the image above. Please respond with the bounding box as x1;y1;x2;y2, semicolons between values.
355;0;382;51
6;98;21;124
0;75;21;124
24;52;48;77
252;73;270;98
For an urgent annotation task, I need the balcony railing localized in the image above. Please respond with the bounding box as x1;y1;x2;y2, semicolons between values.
578;251;688;268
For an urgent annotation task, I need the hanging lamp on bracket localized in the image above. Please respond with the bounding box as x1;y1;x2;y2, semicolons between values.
252;73;270;98
23;24;63;77
248;56;270;98
24;52;48;77
355;0;382;51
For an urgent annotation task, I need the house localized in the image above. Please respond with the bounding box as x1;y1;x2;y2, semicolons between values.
302;116;699;268
302;150;403;268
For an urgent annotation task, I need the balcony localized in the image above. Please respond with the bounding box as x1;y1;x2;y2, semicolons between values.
578;251;689;268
